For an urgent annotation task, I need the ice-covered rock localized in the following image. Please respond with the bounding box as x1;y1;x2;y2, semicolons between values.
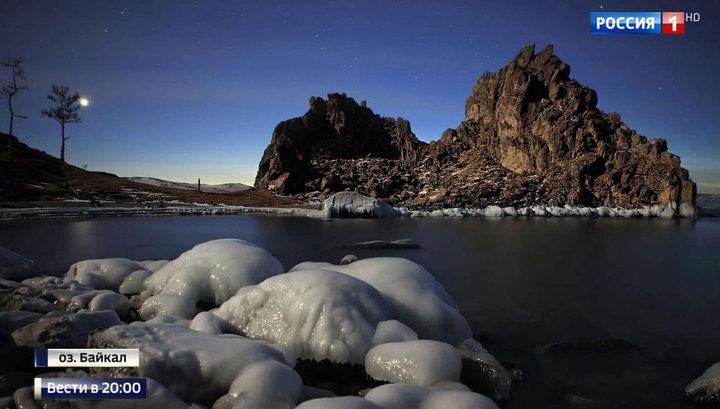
679;202;696;218
118;269;153;295
319;191;400;218
208;269;392;364
365;383;499;409
531;205;547;217
456;338;512;401
297;396;381;409
659;204;675;219
65;258;147;291
140;293;196;320
88;292;129;317
138;259;170;272
365;340;461;386
90;323;300;407
686;362;720;405
0;246;35;281
372;320;418;345
144;239;284;307
12;309;123;348
291;257;472;345
483;206;505;217
205;270;391;363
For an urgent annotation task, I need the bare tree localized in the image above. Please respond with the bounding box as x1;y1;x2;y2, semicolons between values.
41;85;81;162
1;59;28;159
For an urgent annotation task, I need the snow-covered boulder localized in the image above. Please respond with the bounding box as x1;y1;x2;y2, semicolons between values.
291;257;472;345
372;320;418;345
65;258;147;291
365;340;461;386
659;204;675;219
319;191;400;218
531;206;548;217
90;323;300;407
0;246;35;280
207;269;392;364
144;239;284;307
12;309;123;348
118;269;153;295
686;362;720;405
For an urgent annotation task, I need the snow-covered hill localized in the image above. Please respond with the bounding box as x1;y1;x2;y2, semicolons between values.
125;177;251;193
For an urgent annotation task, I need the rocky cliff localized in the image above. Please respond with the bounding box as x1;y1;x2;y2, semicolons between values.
255;45;696;214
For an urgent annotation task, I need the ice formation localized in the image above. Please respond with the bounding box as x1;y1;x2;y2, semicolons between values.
372;320;418;345
318;191;400;218
206;269;392;364
143;239;284;307
87;291;129;317
365;340;462;386
139;293;196;320
364;384;500;409
298;384;499;409
90;323;300;408
686;362;720;404
65;258;148;291
118;269;153;295
291;257;472;345
456;338;512;401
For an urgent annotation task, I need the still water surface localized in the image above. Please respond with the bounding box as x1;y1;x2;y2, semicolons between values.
1;215;719;408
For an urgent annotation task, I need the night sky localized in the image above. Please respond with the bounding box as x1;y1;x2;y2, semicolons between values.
1;0;719;191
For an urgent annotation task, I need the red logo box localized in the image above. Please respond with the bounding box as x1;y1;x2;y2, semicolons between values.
662;12;685;34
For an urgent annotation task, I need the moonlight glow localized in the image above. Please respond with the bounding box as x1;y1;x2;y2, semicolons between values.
79;97;90;107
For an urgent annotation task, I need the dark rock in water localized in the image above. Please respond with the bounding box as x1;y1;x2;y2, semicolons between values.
255;45;695;215
0;396;14;409
294;358;386;397
0;311;44;333
340;254;358;265
345;239;421;249
0;371;34;397
545;338;639;353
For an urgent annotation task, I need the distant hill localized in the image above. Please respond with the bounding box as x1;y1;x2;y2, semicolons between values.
698;194;720;216
124;177;251;194
0;132;302;208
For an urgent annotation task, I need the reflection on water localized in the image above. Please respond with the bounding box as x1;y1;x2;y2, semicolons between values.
1;216;719;408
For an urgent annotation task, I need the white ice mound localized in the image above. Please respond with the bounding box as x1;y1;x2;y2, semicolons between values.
372;320;418;345
88;292;129;317
65;258;147;291
140;294;196;320
297;396;382;409
365;340;461;386
208;269;392;364
0;246;35;280
144;239;284;307
90;323;300;407
319;191;400;218
291;257;472;345
686;362;720;404
364;384;499;409
118;269;153;295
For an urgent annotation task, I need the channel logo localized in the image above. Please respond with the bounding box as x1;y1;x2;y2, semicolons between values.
591;12;698;35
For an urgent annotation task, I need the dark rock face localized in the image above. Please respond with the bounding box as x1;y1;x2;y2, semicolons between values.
255;93;424;194
255;45;696;212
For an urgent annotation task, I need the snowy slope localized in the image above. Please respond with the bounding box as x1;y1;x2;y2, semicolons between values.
125;176;251;193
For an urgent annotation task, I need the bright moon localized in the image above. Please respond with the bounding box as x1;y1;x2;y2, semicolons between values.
79;97;90;107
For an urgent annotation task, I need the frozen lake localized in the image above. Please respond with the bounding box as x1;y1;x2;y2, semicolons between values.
2;215;719;408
